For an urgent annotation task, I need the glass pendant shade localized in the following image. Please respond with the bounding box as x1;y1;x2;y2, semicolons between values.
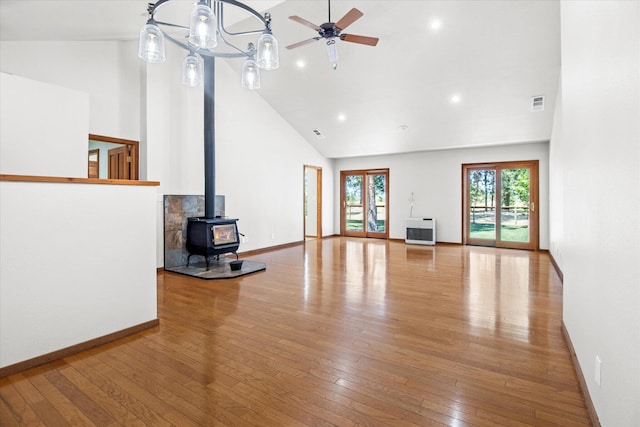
326;40;339;63
241;58;261;89
256;32;279;70
182;54;203;87
188;3;217;49
138;23;166;63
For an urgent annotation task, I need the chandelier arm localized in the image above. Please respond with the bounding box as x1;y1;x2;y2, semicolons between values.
160;31;191;52
217;3;268;37
220;28;266;37
151;20;189;31
216;28;254;58
162;31;248;59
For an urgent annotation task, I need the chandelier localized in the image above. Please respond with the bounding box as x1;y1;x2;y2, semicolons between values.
137;0;279;89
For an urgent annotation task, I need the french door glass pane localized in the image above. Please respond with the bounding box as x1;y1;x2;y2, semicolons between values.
469;169;496;240
345;175;363;232
366;174;386;233
500;168;530;242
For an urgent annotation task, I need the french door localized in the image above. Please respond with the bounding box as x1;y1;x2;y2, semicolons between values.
340;169;389;239
463;161;538;250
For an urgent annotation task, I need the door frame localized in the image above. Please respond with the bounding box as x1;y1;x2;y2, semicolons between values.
88;149;100;178
89;134;139;180
340;169;389;239
462;160;539;250
303;165;322;240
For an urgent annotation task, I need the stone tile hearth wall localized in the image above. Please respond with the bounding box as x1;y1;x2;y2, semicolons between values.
163;195;204;268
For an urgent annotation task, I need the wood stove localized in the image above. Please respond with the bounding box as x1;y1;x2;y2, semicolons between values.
186;217;240;269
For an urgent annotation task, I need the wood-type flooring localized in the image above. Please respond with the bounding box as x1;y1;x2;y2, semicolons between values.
0;238;591;426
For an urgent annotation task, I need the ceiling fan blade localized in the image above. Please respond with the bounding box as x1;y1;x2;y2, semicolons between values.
335;8;364;31
286;38;320;50
340;34;379;46
289;15;321;31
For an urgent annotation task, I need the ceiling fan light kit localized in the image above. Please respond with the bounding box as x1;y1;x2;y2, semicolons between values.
326;39;339;63
137;0;279;89
287;0;379;66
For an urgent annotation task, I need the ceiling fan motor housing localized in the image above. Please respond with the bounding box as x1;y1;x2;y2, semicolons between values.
319;22;341;39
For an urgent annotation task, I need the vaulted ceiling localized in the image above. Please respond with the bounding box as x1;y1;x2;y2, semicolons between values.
0;0;560;158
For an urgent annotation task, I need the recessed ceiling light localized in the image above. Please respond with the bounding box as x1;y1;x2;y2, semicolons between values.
450;94;461;104
398;125;409;132
430;19;442;31
296;59;305;69
338;114;346;122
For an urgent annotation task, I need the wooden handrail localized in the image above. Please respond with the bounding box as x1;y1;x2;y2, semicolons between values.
0;174;159;186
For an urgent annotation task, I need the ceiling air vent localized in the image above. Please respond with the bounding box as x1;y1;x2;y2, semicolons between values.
531;95;545;112
312;129;325;139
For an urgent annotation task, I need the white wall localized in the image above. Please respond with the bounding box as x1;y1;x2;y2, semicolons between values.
334;142;549;247
143;42;335;265
216;59;335;251
0;40;141;141
0;73;89;178
0;73;158;369
548;75;565;268
550;2;640;426
0;181;158;368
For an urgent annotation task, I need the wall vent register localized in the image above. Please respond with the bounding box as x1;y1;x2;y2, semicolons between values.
531;95;545;112
406;218;436;245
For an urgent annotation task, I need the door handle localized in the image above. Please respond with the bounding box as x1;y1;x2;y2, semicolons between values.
531;202;535;212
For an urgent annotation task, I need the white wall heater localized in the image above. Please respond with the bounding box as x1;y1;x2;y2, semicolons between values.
405;218;436;245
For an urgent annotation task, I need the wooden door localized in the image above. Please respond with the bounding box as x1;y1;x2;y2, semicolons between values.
108;146;129;180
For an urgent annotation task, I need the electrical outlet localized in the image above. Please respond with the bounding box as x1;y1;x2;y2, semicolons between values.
594;356;602;387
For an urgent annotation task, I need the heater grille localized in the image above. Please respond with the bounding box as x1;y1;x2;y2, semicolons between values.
406;218;436;245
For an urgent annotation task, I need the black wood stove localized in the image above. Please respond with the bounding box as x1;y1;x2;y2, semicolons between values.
186;217;239;269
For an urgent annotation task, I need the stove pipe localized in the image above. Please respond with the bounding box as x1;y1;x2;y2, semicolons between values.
203;56;216;219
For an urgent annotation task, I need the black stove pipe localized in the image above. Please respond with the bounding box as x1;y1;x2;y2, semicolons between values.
203;56;215;219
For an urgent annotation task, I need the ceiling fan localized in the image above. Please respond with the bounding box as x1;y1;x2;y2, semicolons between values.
286;0;379;65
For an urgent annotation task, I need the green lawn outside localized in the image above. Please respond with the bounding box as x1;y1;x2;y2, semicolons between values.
470;223;529;242
346;220;386;232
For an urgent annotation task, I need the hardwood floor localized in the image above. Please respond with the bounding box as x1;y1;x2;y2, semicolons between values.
0;238;591;426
